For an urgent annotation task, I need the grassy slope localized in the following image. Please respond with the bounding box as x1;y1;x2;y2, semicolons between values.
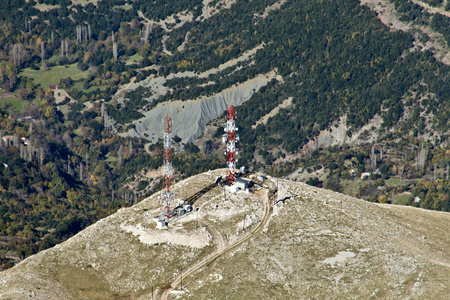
19;64;89;89
125;53;142;65
0;97;23;111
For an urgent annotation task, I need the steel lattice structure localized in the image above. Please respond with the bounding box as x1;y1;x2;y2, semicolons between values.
161;113;173;219
224;105;239;183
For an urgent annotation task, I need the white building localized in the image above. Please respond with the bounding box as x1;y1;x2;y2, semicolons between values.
361;172;371;180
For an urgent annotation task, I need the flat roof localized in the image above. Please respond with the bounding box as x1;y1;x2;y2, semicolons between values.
236;177;252;183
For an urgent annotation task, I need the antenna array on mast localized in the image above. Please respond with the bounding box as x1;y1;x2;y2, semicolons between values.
223;105;239;183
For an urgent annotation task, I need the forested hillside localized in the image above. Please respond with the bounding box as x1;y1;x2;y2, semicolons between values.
1;0;450;269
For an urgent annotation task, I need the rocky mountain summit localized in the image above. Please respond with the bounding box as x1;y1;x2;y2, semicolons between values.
1;169;449;299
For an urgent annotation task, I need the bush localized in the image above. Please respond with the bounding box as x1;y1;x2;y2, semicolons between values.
306;177;322;187
184;142;200;154
328;162;338;170
324;178;343;193
378;195;389;203
173;135;182;143
137;180;148;191
17;88;30;100
30;63;40;70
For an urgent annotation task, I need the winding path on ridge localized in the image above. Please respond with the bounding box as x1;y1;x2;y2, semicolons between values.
161;188;272;300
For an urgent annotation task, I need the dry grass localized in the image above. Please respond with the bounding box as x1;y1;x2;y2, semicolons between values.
0;170;449;299
69;0;102;6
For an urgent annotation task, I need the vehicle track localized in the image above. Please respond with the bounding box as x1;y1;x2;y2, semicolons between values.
161;188;272;300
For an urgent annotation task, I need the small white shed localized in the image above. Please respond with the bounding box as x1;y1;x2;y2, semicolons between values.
156;219;167;229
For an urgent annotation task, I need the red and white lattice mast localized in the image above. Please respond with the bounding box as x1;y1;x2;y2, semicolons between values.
224;105;239;183
161;113;173;220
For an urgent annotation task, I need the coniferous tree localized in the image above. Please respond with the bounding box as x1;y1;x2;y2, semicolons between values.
65;40;69;56
39;147;45;165
41;41;45;61
418;143;428;169
113;42;118;60
129;139;133;157
80;162;84;181
118;145;124;166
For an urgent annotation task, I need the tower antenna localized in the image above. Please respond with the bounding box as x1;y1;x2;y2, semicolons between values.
223;105;239;183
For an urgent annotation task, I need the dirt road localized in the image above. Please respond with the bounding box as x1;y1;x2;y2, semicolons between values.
161;188;272;300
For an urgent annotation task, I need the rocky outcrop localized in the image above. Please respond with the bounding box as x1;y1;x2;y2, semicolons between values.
124;71;280;143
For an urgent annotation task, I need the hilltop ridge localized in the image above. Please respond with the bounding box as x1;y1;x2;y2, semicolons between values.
0;169;448;299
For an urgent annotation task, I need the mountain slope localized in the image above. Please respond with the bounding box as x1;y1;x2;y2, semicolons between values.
2;0;449;154
107;0;450;163
1;0;450;276
0;170;448;299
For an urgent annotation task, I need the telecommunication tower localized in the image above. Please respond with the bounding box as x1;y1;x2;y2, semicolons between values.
161;113;173;220
223;105;239;183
